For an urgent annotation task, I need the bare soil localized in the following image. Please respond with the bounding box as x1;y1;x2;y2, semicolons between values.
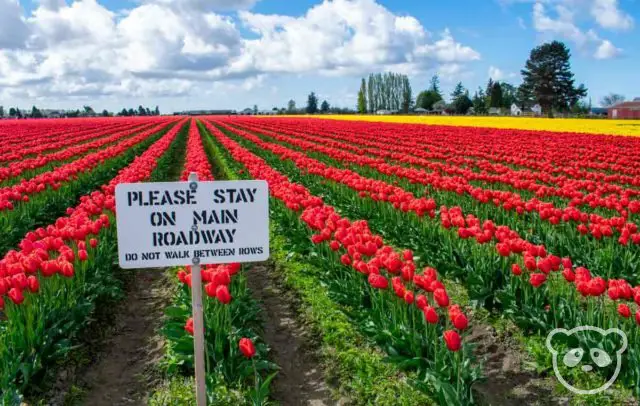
469;324;567;406
245;265;335;406
78;269;172;406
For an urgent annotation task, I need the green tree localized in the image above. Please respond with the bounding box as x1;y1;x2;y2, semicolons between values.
83;105;95;116
31;106;43;118
472;88;488;115
16;108;23;119
521;40;587;115
154;106;160;116
485;78;494;105
9;107;16;117
0;106;4;118
320;100;330;113
287;99;296;114
253;105;258;115
138;105;147;116
416;90;443;110
101;109;110;117
450;82;465;101
453;92;473;115
306;92;319;114
429;75;441;96
128;108;136;116
500;83;517;109
401;76;412;113
490;82;503;108
357;78;367;113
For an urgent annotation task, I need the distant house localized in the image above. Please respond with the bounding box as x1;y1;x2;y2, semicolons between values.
510;103;523;116
608;100;640;119
488;107;502;116
531;104;542;116
590;107;608;117
414;108;428;114
238;108;254;115
376;109;392;115
257;110;277;115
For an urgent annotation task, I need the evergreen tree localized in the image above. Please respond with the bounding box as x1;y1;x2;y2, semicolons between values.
490;82;503;108
9;107;16;117
155;106;160;116
450;82;465;102
287;99;296;114
306;92;319;114
357;78;367;113
320;100;330;113
472;88;488;115
521;40;587;115
429;75;441;96
0;106;4;118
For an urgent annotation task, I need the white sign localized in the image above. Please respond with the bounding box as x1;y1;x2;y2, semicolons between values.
115;179;269;268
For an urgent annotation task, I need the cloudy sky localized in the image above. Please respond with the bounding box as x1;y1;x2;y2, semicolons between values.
0;0;637;113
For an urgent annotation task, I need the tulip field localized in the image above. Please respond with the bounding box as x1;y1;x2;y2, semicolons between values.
1;115;640;405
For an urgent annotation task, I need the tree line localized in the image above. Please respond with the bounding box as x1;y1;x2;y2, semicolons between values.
354;40;593;117
0;105;161;119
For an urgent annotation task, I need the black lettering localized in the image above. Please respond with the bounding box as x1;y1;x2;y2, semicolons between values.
213;189;225;203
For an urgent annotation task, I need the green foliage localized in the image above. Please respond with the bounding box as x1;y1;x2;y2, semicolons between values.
521;40;588;115
357;78;367;113
490;82;503;108
320;100;330;113
306;92;319;114
365;72;412;112
415;90;442;111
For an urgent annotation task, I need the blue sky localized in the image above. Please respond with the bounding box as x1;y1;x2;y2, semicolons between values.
1;0;638;112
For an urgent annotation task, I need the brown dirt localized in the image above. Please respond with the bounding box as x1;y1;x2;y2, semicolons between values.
78;269;173;406
246;265;335;406
469;324;568;406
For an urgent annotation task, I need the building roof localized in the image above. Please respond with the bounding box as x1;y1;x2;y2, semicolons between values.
610;101;640;110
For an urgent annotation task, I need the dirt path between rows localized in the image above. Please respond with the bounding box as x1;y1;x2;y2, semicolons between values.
79;269;172;406
470;324;567;406
246;265;335;406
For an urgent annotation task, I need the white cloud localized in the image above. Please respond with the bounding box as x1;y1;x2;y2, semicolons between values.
590;0;633;30
593;39;622;59
0;0;30;49
0;0;480;103
488;65;516;80
532;2;623;59
239;1;479;77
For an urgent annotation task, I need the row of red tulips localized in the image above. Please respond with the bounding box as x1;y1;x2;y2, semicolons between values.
0;120;177;211
202;120;476;403
0;119;156;162
214;117;640;396
0;119;186;402
219;119;640;316
0;121;157;184
218;120;640;286
251;118;640;203
229;119;640;245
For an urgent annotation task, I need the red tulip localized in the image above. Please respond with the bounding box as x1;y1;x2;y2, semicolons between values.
8;288;24;305
617;304;631;318
329;240;340;251
78;250;88;261
89;238;98;248
635;310;640;326
443;330;461;351
529;273;547;288
368;273;388;289
453;313;469;330
403;290;414;305
215;285;232;304
433;288;449;307
27;276;39;293
511;264;522;276
415;294;428;310
184;317;194;335
239;337;256;358
423;306;438;324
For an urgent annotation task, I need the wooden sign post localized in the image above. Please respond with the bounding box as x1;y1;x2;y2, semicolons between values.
115;173;269;405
